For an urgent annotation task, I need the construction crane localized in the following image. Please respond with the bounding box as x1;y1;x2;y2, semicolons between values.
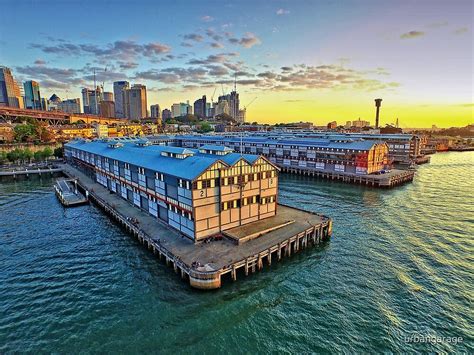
210;87;217;103
239;97;257;124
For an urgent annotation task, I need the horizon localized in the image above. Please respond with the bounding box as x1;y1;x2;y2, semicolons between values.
0;0;473;128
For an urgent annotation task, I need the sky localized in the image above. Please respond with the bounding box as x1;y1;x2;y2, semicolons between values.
0;0;472;127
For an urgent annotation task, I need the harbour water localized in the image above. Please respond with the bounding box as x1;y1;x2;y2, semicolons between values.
0;152;472;353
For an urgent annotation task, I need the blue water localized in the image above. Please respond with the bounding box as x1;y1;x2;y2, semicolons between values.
0;152;472;353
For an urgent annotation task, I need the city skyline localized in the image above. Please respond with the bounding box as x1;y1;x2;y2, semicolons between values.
0;0;472;127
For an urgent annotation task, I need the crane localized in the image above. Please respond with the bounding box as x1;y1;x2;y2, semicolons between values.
244;97;257;110
210;87;217;103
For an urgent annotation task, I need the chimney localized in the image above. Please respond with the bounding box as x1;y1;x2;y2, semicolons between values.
374;98;382;128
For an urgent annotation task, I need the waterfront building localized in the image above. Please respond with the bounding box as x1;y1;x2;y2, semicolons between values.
123;84;147;119
99;101;115;118
113;81;129;118
23;80;43;110
150;104;161;119
170;135;389;175
0;66;24;108
64;139;279;241
193;95;207;119
57;98;81;114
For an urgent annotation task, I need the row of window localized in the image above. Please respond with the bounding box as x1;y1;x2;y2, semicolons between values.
191;170;277;190
221;195;276;210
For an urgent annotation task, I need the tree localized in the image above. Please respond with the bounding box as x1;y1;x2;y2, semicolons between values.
14;124;36;142
54;147;63;158
198;122;214;133
0;151;7;164
34;150;44;162
42;147;53;159
7;149;20;163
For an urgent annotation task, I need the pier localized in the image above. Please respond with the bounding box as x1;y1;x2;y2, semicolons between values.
61;164;332;290
54;178;89;207
279;166;415;187
0;166;63;181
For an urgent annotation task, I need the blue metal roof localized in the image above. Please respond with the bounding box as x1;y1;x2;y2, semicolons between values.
65;141;266;180
199;144;233;152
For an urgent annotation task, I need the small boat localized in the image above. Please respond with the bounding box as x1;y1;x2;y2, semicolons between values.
54;178;89;207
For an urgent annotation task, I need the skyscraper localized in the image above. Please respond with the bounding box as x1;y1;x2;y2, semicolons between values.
113;81;129;118
123;84;147;119
23;80;43;110
57;98;81;114
103;92;114;102
193;95;207;118
0;66;24;108
217;90;239;121
82;87;102;115
150;104;161;118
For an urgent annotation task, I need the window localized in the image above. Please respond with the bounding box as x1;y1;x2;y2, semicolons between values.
197;181;203;190
243;197;248;206
222;201;229;210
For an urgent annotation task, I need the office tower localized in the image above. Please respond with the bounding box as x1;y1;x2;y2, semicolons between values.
99;100;115;117
171;103;181;118
0;66;24;108
193;95;207;118
215;100;230;116
218;90;239;120
57;98;81;114
23;80;42;110
123;84;147;119
41;97;49;111
113;81;129;118
103;92;114;102
205;102;211;117
48;94;61;111
150;104;161;118
81;88;91;113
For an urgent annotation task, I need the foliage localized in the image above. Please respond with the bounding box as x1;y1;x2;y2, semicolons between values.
54;147;63;158
198;122;214;133
13;121;54;143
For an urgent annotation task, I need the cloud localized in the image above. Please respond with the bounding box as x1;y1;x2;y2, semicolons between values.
187;52;238;65
205;28;222;41
118;61;138;70
180;42;193;48
201;15;214;22
183;33;204;42
34;59;47;66
276;8;290;15
400;31;425;39
427;21;448;28
14;64;86;90
453;27;468;34
207;65;228;76
228;32;261;48
210;42;224;49
30;40;171;64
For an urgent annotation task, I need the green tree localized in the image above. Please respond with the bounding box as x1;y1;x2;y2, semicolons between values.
54;147;63;158
14;124;36;142
0;151;7;164
34;150;44;162
7;149;20;163
198;122;214;133
42;147;53;159
24;149;33;162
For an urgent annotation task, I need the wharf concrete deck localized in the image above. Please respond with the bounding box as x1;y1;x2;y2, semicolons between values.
61;164;332;290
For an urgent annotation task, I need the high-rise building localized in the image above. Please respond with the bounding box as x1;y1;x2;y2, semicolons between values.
23;80;43;110
0;66;24;108
218;90;239;121
150;104;161;118
99;101;115;117
41;98;49;111
103;92;114;102
113;81;129;118
193;95;207;118
48;94;61;111
327;121;337;129
171;103;181;118
82;87;103;115
123;84;147;119
215;100;230;116
162;108;172;120
57;98;81;114
205;102;211;118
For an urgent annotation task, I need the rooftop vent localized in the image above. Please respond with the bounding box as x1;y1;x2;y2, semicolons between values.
198;144;233;156
135;139;152;147
108;142;124;149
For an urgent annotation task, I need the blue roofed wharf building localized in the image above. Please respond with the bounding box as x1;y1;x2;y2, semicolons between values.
64;138;279;242
145;134;415;187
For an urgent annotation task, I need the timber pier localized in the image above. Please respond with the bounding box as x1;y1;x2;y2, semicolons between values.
61;164;332;290
279;166;415;187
